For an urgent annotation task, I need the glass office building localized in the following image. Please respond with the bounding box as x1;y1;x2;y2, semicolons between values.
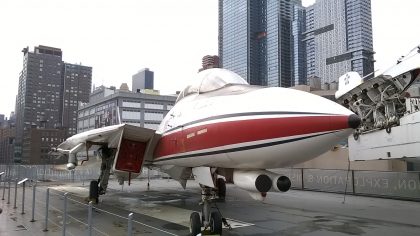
219;0;299;87
292;3;307;86
218;1;248;82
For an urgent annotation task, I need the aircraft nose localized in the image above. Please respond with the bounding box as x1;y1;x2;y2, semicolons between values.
348;114;361;129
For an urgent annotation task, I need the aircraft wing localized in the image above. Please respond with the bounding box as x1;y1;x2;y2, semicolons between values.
56;124;160;172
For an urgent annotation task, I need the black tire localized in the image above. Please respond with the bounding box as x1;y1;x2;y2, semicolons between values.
89;180;99;203
210;211;223;235
189;212;201;236
217;178;226;200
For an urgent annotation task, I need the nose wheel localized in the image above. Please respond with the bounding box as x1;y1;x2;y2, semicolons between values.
189;187;225;236
209;211;223;234
190;212;202;236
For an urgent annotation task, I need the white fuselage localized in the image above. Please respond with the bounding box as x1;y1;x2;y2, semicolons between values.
152;85;354;169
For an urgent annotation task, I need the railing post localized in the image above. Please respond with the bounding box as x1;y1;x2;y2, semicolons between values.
1;172;5;200
7;179;11;204
127;213;133;236
43;188;49;232
13;179;18;209
21;181;26;214
0;172;4;198
1;178;5;200
30;184;36;222
17;178;29;214
88;201;93;236
63;192;68;236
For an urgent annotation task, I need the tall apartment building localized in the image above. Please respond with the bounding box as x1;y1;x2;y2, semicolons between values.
303;0;374;84
132;68;154;93
62;63;92;136
14;45;91;164
219;0;303;87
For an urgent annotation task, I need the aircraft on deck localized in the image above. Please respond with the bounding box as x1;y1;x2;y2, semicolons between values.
55;68;360;235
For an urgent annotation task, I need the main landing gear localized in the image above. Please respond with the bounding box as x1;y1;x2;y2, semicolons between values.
88;146;115;204
89;180;99;204
189;178;229;236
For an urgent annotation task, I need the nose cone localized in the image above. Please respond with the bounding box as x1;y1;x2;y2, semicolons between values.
348;114;361;129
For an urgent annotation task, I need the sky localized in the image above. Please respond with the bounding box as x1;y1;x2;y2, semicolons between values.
1;0;420;117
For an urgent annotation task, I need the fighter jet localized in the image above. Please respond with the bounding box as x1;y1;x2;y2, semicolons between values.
55;68;360;235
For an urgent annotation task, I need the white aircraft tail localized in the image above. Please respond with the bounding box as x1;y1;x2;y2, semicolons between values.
335;72;363;99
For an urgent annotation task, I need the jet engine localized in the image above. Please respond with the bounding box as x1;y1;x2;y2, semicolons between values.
232;170;291;194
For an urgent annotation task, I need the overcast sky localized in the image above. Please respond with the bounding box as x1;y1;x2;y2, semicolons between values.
1;0;420;116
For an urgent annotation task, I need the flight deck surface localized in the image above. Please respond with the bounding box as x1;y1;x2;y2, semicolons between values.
1;179;419;235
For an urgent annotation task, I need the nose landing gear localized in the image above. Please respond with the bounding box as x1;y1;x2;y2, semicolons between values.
189;186;228;236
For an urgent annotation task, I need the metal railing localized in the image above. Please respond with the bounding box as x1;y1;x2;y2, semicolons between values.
0;178;179;236
0;164;168;183
0;164;100;182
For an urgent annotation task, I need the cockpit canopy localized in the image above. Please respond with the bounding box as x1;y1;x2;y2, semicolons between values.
176;68;248;103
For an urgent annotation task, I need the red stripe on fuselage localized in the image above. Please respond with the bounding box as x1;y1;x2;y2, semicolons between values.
154;115;349;159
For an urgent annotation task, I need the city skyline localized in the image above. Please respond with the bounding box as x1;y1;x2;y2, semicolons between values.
14;45;92;164
1;0;420;115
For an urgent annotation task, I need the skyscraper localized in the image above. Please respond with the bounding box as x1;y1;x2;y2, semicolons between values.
15;45;92;164
62;63;92;136
292;3;307;86
219;0;302;87
303;0;374;84
132;68;154;93
218;1;248;82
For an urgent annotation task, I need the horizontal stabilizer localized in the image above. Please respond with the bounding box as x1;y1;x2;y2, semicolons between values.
56;124;160;173
57;124;157;154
